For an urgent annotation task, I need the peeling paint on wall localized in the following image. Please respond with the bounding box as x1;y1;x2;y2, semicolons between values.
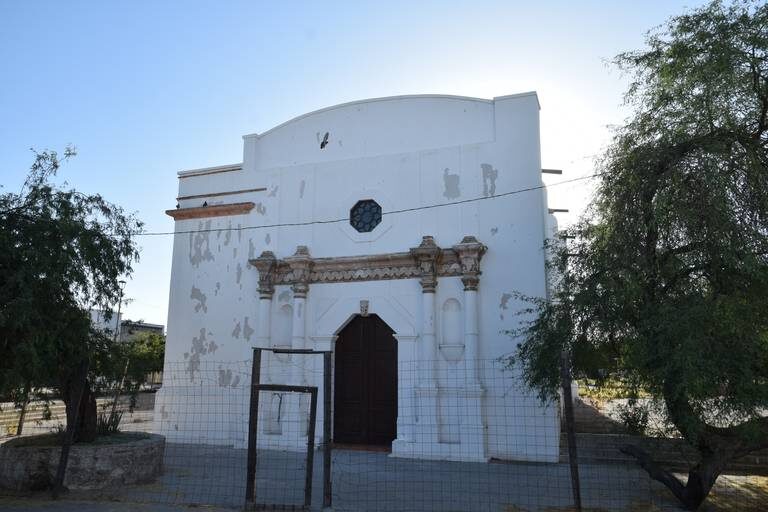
215;282;221;296
233;247;237;259
499;293;513;320
236;262;243;286
232;320;241;339
243;317;254;341
265;233;271;245
268;185;279;197
189;220;215;268
255;203;267;215
481;163;498;197
248;239;256;259
278;290;291;303
223;222;232;246
299;180;306;199
491;227;498;236
190;286;208;313
186;328;212;381
218;366;233;387
442;168;460;199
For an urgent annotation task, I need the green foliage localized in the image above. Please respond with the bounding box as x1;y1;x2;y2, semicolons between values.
510;1;768;507
96;407;123;436
0;147;142;439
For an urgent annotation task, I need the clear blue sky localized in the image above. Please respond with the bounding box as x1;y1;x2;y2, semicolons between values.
0;0;708;326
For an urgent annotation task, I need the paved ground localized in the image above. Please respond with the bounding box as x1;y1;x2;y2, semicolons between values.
0;443;684;512
0;498;235;511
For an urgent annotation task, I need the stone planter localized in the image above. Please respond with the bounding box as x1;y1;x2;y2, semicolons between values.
0;432;164;491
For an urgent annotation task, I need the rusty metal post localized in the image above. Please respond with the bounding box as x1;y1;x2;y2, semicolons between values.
304;387;318;509
52;359;89;498
323;351;332;508
245;348;262;505
560;350;582;512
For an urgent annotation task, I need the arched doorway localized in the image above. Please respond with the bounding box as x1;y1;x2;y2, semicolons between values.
333;314;397;446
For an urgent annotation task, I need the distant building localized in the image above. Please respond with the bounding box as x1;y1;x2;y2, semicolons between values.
120;320;165;341
89;310;164;342
89;309;122;339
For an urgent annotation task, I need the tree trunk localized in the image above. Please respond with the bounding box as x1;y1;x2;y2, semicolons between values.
621;445;727;510
75;380;97;443
62;375;97;443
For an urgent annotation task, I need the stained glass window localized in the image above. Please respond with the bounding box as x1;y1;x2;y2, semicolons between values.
350;200;382;233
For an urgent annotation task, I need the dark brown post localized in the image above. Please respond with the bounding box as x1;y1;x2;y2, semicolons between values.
304;387;318;509
560;350;582;511
52;359;89;498
245;348;262;504
323;351;332;508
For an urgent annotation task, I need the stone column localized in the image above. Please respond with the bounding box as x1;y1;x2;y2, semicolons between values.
286;246;313;436
452;236;487;387
286;246;312;379
453;235;488;461
410;235;440;387
410;236;440;448
251;251;277;350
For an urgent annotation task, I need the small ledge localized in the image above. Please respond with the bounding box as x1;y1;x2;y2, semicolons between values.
165;202;255;220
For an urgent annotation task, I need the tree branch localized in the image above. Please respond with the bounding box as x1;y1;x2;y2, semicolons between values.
620;445;688;501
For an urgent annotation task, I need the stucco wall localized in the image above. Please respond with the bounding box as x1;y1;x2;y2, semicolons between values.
158;93;559;463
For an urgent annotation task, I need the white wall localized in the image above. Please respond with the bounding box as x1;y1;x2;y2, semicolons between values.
158;93;559;462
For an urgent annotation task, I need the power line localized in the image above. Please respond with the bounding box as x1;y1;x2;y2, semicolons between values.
2;173;599;238
139;173;599;237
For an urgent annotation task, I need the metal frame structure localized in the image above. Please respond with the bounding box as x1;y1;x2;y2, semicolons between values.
245;348;332;511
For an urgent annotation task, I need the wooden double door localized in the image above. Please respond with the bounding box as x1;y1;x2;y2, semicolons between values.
333;314;397;446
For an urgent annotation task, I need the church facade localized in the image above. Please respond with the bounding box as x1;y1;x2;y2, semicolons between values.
157;93;560;463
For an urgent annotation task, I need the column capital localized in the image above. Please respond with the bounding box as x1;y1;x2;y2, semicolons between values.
251;250;277;299
286;245;313;299
452;235;487;291
410;236;441;293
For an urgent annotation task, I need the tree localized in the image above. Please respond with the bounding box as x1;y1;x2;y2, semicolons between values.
511;1;768;509
0;148;142;442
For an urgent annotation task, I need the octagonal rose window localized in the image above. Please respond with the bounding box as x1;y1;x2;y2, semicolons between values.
350;199;382;233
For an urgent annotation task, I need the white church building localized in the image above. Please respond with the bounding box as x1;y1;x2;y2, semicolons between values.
156;93;561;463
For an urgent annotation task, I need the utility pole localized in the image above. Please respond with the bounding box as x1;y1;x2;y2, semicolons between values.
109;280;127;422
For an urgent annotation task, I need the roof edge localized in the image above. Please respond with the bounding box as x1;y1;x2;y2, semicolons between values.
178;163;243;178
242;93;537;140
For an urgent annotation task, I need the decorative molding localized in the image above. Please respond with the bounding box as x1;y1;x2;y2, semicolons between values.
165;202;254;220
251;251;277;299
285;246;313;299
248;236;483;289
452;236;487;291
410;236;442;293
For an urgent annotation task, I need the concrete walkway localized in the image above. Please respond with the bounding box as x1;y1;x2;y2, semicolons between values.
35;443;685;511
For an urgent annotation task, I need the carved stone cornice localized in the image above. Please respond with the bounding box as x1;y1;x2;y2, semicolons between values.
251;251;277;299
452;235;487;291
247;236;481;288
409;236;441;293
285;246;313;298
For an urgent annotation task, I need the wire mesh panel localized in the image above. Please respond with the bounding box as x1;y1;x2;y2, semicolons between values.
1;357;766;511
246;383;318;511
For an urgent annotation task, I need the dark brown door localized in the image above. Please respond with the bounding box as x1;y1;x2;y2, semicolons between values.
333;314;397;446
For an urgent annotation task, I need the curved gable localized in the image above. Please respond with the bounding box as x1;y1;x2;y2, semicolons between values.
243;95;496;171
